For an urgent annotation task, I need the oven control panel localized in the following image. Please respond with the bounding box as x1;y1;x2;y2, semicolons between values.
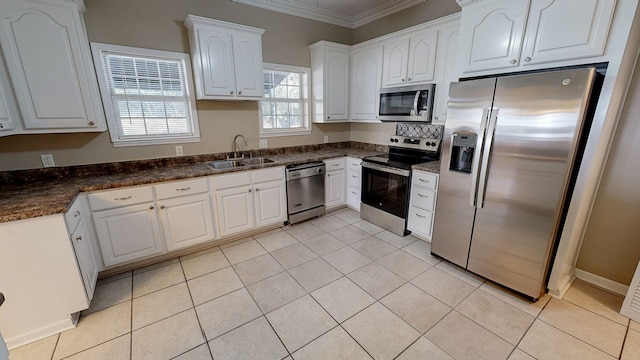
389;135;441;152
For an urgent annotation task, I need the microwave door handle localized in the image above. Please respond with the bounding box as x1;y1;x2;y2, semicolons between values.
476;108;499;209
469;108;490;207
412;91;421;116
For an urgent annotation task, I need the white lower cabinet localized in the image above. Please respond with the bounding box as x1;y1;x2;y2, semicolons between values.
407;170;439;241
65;195;99;302
158;193;215;251
92;202;164;267
324;158;346;209
213;167;286;238
346;157;362;211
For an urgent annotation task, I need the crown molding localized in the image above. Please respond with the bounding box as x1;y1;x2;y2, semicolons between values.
232;0;426;29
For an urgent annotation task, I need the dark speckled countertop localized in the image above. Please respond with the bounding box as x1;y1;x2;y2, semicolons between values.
2;142;439;223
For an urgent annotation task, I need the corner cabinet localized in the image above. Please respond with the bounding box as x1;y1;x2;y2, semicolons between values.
310;41;350;123
457;0;617;74
185;15;264;100
0;0;106;132
381;29;439;88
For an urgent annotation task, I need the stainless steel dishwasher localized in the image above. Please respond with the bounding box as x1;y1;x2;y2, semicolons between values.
286;162;326;224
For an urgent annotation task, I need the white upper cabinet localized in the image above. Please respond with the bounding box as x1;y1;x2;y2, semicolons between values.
432;21;460;125
0;54;19;136
310;41;350;123
458;0;529;73
520;0;616;65
458;0;617;73
382;29;438;87
350;45;383;122
185;15;264;100
0;0;105;132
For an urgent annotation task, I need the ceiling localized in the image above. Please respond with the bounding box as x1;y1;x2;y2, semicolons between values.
232;0;427;28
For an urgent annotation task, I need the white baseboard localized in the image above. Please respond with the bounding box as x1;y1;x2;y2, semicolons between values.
5;317;76;350
575;269;629;295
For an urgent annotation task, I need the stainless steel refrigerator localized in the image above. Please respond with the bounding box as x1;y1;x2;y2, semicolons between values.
432;68;599;300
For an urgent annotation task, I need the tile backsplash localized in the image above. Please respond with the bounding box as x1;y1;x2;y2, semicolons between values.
396;123;443;139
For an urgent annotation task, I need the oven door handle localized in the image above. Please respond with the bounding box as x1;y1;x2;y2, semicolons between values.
361;162;411;177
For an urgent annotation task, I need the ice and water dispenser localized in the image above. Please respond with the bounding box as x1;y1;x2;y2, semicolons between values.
449;132;477;173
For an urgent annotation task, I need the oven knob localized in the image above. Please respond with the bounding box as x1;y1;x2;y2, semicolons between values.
316;168;324;174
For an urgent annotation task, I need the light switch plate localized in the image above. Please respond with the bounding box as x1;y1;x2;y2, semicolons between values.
40;154;55;167
259;139;268;148
324;135;329;143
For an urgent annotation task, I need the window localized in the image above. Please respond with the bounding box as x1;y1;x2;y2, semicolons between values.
261;63;311;136
91;43;200;147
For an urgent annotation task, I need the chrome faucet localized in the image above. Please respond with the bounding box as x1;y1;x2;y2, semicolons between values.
231;134;248;159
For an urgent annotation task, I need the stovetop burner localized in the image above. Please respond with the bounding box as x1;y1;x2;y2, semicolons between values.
363;135;441;170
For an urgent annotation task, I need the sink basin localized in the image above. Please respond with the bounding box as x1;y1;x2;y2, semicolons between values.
205;160;245;170
240;157;275;166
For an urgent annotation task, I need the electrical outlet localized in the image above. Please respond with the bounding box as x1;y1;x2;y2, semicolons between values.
40;154;55;168
324;135;329;143
259;139;268;148
175;145;183;156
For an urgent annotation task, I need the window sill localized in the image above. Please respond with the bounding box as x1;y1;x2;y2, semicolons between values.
260;129;312;138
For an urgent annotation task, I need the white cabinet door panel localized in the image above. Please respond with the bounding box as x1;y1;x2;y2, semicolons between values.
70;219;99;301
232;32;263;98
325;169;346;208
459;0;529;72
254;180;286;228
350;46;382;121
521;0;616;65
159;194;215;251
93;203;164;267
198;27;235;98
326;49;349;120
407;30;438;83
433;22;460;124
382;38;410;87
216;186;254;237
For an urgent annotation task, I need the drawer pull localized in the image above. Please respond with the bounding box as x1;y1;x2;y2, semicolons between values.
73;210;81;217
416;213;426;218
419;178;430;183
418;194;429;198
352;175;358;178
351;191;358;194
114;196;132;201
176;187;191;191
332;163;339;167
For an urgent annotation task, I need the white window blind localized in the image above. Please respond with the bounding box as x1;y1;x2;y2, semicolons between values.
91;43;200;146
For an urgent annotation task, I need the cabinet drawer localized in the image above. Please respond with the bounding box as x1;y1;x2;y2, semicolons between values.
65;195;85;231
347;172;361;188
408;206;433;236
212;171;251;190
88;186;154;211
411;188;436;211
324;157;346;171
412;171;438;190
252;166;284;184
347;157;362;172
155;178;209;200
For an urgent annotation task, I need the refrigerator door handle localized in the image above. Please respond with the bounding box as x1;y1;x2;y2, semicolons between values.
469;108;491;207
477;108;499;209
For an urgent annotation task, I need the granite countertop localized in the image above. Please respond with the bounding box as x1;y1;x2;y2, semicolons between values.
413;160;441;173
0;145;391;223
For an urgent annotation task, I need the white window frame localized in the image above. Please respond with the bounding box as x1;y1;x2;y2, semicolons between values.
91;43;200;147
260;63;311;137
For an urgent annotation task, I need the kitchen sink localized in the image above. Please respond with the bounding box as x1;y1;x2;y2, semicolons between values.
240;157;275;166
205;160;245;170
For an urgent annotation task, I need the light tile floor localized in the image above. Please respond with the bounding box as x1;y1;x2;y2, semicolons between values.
9;208;640;360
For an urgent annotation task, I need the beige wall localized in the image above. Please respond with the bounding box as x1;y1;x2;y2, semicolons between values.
352;0;461;43
576;59;640;285
0;0;352;170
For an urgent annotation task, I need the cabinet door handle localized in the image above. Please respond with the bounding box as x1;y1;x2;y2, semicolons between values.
401;78;406;82
524;56;531;62
114;196;132;201
407;77;412;82
149;206;154;210
176;187;191;191
230;90;234;95
238;91;242;95
255;188;260;191
0;123;4;129
76;235;83;241
416;213;426;218
510;59;517;64
160;205;165;209
248;189;252;193
88;121;95;126
327;116;330;120
74;210;81;217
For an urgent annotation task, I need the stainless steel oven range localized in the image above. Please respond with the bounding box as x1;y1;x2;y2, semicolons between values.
361;135;440;236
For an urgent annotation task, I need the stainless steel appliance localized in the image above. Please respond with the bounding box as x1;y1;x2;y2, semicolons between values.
379;84;435;122
432;68;600;300
361;135;440;236
286;162;326;224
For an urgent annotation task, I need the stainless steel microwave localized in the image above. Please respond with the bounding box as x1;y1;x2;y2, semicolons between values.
379;84;435;122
